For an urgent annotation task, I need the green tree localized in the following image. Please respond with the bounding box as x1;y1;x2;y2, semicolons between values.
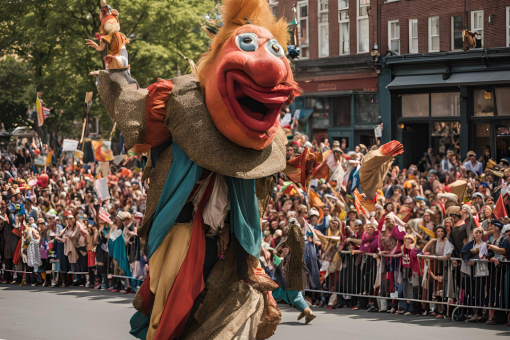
0;0;217;141
0;57;36;130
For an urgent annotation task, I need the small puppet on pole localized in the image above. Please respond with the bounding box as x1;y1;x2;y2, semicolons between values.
86;1;137;87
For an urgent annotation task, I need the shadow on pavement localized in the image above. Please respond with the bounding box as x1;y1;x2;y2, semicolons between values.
0;283;134;304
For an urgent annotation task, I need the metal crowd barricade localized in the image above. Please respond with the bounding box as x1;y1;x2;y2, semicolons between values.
447;257;510;320
304;251;510;320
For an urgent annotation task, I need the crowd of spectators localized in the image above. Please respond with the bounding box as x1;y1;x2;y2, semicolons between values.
2;135;510;327
0;144;146;293
262;135;510;326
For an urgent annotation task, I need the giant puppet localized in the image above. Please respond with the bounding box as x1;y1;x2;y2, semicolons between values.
94;0;300;339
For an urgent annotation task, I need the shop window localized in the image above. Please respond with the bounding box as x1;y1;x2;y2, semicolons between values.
318;0;329;58
431;92;460;116
409;19;418;54
388;20;400;54
357;0;369;53
355;94;379;124
471;10;484;48
496;88;510;116
473;123;490;159
451;15;463;50
402;94;429;117
428;16;440;52
298;1;309;59
496;120;510;161
473;89;494;116
432;122;460;155
339;0;350;55
332;96;351;126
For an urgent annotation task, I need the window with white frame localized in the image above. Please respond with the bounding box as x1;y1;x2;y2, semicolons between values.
338;0;350;55
388;20;400;54
409;19;418;53
507;7;510;47
318;0;329;57
428;16;440;52
297;1;309;59
269;0;279;17
471;10;484;47
357;0;370;53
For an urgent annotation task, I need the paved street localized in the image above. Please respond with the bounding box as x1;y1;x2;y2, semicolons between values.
1;285;509;340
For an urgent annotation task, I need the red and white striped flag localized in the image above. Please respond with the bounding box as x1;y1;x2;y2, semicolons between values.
99;209;113;224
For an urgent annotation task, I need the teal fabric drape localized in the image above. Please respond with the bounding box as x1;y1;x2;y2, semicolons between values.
272;287;308;312
147;142;202;259
129;311;150;339
108;234;132;278
225;177;261;259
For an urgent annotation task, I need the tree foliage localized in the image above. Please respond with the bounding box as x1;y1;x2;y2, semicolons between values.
0;0;217;141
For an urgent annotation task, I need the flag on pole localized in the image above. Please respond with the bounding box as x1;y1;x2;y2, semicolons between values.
43;106;50;119
36;95;44;126
493;193;508;220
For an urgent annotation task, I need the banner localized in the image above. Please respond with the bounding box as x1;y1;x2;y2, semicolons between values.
94;177;111;201
91;140;113;162
36;96;44;127
74;150;84;160
62;139;79;152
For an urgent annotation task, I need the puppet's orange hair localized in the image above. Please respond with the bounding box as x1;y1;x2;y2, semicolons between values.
197;0;289;87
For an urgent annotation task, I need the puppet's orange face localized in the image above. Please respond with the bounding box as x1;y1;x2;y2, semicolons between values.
204;25;297;150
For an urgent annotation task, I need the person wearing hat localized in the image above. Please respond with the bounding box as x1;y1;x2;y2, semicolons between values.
460;227;489;323
463;151;483;176
471;192;484;212
422;225;448;317
108;211;134;293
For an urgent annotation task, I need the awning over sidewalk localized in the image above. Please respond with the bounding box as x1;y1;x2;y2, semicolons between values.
387;70;510;90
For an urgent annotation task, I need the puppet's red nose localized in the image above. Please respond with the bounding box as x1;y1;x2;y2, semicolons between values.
245;56;287;88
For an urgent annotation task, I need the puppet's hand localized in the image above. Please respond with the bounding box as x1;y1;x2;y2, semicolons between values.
85;39;99;50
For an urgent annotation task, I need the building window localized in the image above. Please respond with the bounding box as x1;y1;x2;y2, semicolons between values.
428;16;440;52
297;1;309;59
431;93;460;116
471;10;484;48
474;89;494;116
496;88;510;116
332;96;351;126
451;15;463;50
507;7;510;47
357;0;370;53
409;19;418;54
338;0;350;55
402;94;429;117
318;0;329;58
355;94;379;124
388;20;400;54
269;0;279;17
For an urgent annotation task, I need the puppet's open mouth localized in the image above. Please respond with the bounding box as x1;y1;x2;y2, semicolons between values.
222;70;293;135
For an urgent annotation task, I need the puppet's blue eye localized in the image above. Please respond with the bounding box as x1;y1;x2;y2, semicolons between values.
235;33;259;51
265;39;284;58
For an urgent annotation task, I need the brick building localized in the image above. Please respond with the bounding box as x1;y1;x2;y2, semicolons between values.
271;0;510;166
377;0;510;167
273;0;380;149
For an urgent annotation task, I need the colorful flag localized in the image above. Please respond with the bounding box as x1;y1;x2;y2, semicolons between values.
493;193;508;220
36;96;44;126
91;140;113;162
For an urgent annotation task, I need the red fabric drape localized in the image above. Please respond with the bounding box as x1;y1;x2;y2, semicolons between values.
154;176;216;340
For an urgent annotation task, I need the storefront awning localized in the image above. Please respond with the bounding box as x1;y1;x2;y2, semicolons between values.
297;109;314;121
387;70;510;90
